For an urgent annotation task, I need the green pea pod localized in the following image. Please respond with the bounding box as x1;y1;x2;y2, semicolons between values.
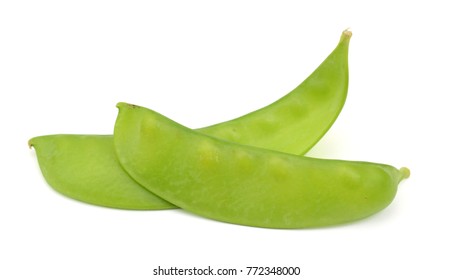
113;103;409;228
29;30;351;210
29;135;175;209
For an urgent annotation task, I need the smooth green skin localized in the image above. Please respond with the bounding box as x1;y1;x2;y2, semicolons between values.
198;30;350;154
114;103;410;228
29;135;175;209
29;31;351;210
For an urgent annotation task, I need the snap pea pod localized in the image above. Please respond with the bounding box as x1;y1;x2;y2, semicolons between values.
114;102;410;228
197;30;351;154
30;135;175;209
29;30;351;210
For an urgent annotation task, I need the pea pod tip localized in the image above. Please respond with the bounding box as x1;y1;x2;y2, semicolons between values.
116;102;141;110
400;167;410;179
341;29;352;41
28;138;35;149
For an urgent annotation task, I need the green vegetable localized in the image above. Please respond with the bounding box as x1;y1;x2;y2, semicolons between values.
197;30;351;155
29;135;175;209
29;30;351;210
113;102;410;228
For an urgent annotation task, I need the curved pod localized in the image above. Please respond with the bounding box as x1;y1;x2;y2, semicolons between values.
30;30;351;210
29;135;175;209
114;103;409;228
197;29;351;155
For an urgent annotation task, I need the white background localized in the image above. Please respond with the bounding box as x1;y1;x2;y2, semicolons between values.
1;1;451;279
